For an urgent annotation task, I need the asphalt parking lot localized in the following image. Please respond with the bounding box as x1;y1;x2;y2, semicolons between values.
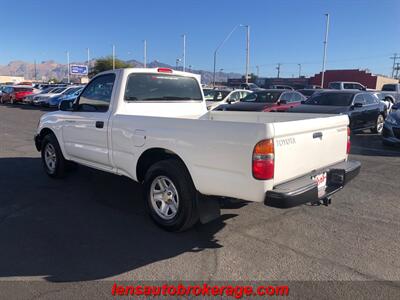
1;104;400;291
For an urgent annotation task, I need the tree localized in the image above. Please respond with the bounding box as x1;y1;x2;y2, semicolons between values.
48;78;59;84
89;56;131;77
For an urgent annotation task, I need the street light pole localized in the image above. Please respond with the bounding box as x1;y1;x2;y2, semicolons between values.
112;45;115;70
298;63;302;77
66;51;70;84
321;13;330;88
143;40;147;68
182;34;186;72
213;24;241;87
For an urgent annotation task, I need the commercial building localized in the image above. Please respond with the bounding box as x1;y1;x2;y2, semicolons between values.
0;75;25;84
309;69;399;89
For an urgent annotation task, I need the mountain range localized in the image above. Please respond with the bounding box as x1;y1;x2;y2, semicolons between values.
0;60;241;84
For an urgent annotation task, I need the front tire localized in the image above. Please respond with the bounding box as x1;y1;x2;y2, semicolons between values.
41;134;66;178
371;114;384;134
144;159;199;232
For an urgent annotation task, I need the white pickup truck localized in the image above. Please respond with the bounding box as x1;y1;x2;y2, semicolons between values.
35;68;361;231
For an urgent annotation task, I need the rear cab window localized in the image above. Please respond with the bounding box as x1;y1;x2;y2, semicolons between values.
328;82;341;89
382;84;396;91
124;73;202;101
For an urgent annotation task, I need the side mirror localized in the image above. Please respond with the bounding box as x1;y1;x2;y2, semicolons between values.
59;99;74;111
300;100;305;104
354;102;363;108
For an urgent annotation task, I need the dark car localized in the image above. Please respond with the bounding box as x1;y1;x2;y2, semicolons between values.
215;89;306;112
289;91;386;134
382;109;400;146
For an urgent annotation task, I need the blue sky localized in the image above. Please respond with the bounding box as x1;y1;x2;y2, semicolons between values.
1;0;399;77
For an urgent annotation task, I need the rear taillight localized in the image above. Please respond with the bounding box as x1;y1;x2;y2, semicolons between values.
252;139;274;180
346;127;351;154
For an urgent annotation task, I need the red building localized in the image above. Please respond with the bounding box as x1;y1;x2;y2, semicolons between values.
309;69;398;89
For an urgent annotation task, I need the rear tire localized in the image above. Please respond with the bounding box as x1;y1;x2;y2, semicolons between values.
144;159;199;232
41;134;66;178
371;114;384;134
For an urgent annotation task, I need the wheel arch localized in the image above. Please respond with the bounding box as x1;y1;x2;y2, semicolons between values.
35;127;56;151
136;147;194;185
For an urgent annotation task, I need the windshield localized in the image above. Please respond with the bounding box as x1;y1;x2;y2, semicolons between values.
300;90;317;96
304;92;354;106
51;88;66;93
15;88;32;92
203;90;230;101
241;91;282;103
64;87;81;95
124;73;202;101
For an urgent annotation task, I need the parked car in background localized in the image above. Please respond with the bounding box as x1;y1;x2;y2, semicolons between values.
215;89;305;112
204;88;252;110
48;86;84;108
0;86;35;104
32;87;69;106
289;90;386;134
240;83;262;91
382;109;400;146
23;87;57;104
328;81;366;91
380;83;400;104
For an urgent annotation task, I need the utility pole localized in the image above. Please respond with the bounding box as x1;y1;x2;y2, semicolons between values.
87;48;90;75
243;25;250;83
390;53;398;78
112;45;115;70
298;63;302;77
256;65;259;77
276;63;281;78
34;59;37;81
66;51;70;84
182;34;186;72
321;13;330;88
395;62;400;79
143;40;147;68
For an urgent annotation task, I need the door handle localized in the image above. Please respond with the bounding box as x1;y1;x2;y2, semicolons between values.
95;121;104;128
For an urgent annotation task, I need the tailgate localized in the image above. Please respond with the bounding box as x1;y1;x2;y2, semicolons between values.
273;115;349;185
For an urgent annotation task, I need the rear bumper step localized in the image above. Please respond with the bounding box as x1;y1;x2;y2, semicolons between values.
265;160;361;208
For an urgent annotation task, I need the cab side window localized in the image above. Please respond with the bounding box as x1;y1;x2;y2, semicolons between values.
78;74;116;112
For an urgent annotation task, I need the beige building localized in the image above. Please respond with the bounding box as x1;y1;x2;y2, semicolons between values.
0;75;25;84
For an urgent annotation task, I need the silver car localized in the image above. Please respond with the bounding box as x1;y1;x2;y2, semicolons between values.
204;89;252;110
